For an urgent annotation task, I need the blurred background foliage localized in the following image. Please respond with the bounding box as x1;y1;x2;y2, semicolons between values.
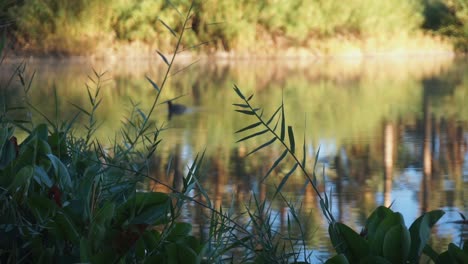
1;0;467;56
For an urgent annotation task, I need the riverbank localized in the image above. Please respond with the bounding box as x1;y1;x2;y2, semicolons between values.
4;32;456;62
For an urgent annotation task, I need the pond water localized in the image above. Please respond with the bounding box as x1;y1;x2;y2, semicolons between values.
2;56;468;260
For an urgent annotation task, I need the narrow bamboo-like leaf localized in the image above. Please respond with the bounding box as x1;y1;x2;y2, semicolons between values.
235;122;262;134
288;126;295;154
280;103;286;141
246;137;277;156
137;108;147;121
156;50;170;66
275;163;299;197
145;75;160;92
236;129;269;143
312;146;321;186
301;133;307;168
266;105;282;126
233;84;245;100
232;103;249;108
261;149;288;182
235;109;256;115
159;19;177;37
247;94;254;101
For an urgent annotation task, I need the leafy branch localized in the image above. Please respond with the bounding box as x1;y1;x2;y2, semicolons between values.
233;84;335;224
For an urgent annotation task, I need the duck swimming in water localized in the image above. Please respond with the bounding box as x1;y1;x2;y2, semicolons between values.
167;100;187;115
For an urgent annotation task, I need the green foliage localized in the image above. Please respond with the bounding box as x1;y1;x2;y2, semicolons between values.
324;205;453;263
5;0;445;55
422;0;468;51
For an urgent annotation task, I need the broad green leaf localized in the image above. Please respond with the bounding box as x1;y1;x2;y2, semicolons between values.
408;209;445;262
28;195;58;222
422;245;439;262
365;206;394;239
325;254;349;264
167;222;192;242
382;224;411;264
32;165;53;187
448;243;468;263
54;211;80;243
369;212;404;256
359;256;392;264
331;223;369;262
9;165;33;192
435;251;453;264
47;154;72;189
117;192;172;225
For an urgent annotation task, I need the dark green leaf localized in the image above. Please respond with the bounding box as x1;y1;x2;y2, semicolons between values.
325;254;349;264
47;154;72;189
246;137;276;156
232;103;249;108
236;129;269;143
448;243;468;263
235;122;262;134
288;126;295;153
369;212;405;256
145;75;160;92
261;149;288;182
382;224;411;264
275;162;298;197
280;104;285;140
408;209;445;262
235;109;256;115
233;84;245;100
159;19;177;37
331;223;369;262
266;105;282;126
156;50;170;66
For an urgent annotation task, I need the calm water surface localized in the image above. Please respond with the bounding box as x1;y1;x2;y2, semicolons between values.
2;56;468;260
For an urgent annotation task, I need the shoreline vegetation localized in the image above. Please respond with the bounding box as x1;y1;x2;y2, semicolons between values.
1;0;467;60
